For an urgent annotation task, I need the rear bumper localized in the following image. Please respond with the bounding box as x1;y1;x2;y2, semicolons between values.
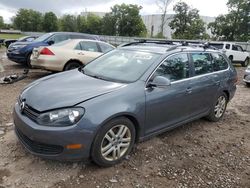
31;56;63;72
13;103;94;161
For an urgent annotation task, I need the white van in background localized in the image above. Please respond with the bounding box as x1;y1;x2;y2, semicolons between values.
210;42;249;67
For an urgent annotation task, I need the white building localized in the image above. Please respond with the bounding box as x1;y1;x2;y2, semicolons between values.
141;14;215;39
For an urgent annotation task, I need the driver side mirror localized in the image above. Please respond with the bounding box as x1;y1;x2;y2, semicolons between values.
148;76;171;88
47;40;55;45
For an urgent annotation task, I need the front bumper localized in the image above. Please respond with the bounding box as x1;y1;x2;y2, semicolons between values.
13;103;94;161
243;70;250;83
7;51;26;63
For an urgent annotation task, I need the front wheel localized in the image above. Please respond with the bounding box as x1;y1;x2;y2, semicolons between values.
206;93;228;122
241;58;249;67
91;117;136;167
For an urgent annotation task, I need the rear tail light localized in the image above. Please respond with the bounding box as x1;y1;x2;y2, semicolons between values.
40;47;54;55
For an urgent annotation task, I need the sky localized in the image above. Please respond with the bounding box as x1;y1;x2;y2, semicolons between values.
0;0;229;23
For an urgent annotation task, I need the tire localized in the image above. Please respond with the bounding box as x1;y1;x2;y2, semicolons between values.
241;58;249;67
64;61;82;71
91;117;136;167
229;56;233;62
246;83;250;87
26;53;32;68
206;93;228;122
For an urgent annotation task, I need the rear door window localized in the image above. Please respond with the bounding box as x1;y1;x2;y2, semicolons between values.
191;53;213;76
80;41;100;52
154;53;189;82
211;53;229;71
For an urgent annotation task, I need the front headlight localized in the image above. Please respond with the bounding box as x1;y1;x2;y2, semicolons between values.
37;108;85;127
12;45;27;49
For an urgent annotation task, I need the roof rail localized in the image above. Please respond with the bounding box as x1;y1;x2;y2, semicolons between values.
166;41;219;52
119;38;175;47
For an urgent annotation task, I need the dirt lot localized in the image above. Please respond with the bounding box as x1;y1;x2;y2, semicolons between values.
0;48;249;188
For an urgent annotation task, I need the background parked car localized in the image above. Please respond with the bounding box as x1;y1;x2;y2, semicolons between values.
6;32;100;67
31;39;115;71
210;42;249;67
243;65;250;87
4;36;37;48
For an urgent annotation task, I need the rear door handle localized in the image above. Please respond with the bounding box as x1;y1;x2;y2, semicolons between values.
78;52;85;55
186;87;192;94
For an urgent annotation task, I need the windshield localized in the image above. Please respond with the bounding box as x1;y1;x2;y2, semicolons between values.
34;33;53;42
83;49;161;83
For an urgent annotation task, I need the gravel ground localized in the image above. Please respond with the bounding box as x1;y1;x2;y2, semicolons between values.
0;48;249;188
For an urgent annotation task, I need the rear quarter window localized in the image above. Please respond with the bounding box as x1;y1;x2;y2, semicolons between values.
211;53;229;71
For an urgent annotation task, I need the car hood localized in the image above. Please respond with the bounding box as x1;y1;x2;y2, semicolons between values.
21;70;126;112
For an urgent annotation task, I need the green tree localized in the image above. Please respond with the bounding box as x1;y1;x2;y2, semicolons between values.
208;0;250;41
76;15;87;32
102;4;147;36
85;13;103;34
13;9;43;31
59;14;77;32
43;12;58;32
169;1;206;39
0;16;4;29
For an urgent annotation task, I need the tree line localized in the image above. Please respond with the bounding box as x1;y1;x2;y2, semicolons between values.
0;0;248;41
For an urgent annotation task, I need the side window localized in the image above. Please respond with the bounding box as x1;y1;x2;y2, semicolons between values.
74;42;82;50
211;53;229;71
237;46;243;52
225;44;230;49
191;53;213;76
80;41;99;52
99;43;114;53
232;45;238;51
49;34;70;44
154;53;189;82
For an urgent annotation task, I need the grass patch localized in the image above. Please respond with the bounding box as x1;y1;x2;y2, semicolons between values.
0;33;26;39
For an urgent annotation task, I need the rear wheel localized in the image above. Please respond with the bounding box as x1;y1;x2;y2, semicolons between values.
229;55;233;63
241;58;249;67
206;93;228;122
246;83;250;87
91;117;136;167
64;61;82;71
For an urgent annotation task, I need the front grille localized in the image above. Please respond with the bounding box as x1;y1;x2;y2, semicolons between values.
15;127;64;155
23;105;39;121
18;98;39;121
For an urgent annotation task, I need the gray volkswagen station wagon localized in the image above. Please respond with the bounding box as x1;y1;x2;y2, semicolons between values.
13;40;238;166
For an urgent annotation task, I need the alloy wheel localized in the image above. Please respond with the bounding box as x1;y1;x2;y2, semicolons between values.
101;125;131;161
214;96;226;118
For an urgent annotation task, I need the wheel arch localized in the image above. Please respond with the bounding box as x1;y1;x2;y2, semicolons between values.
94;113;142;143
63;59;83;71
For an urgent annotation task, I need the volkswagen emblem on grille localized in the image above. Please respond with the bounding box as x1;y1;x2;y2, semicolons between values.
20;101;25;113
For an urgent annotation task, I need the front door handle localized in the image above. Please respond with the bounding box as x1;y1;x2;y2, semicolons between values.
186;87;192;94
78;52;85;55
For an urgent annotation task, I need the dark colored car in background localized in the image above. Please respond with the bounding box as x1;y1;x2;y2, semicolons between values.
7;32;100;67
4;36;37;48
13;41;237;167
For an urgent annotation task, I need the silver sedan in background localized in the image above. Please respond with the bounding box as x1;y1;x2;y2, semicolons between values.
243;66;250;87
